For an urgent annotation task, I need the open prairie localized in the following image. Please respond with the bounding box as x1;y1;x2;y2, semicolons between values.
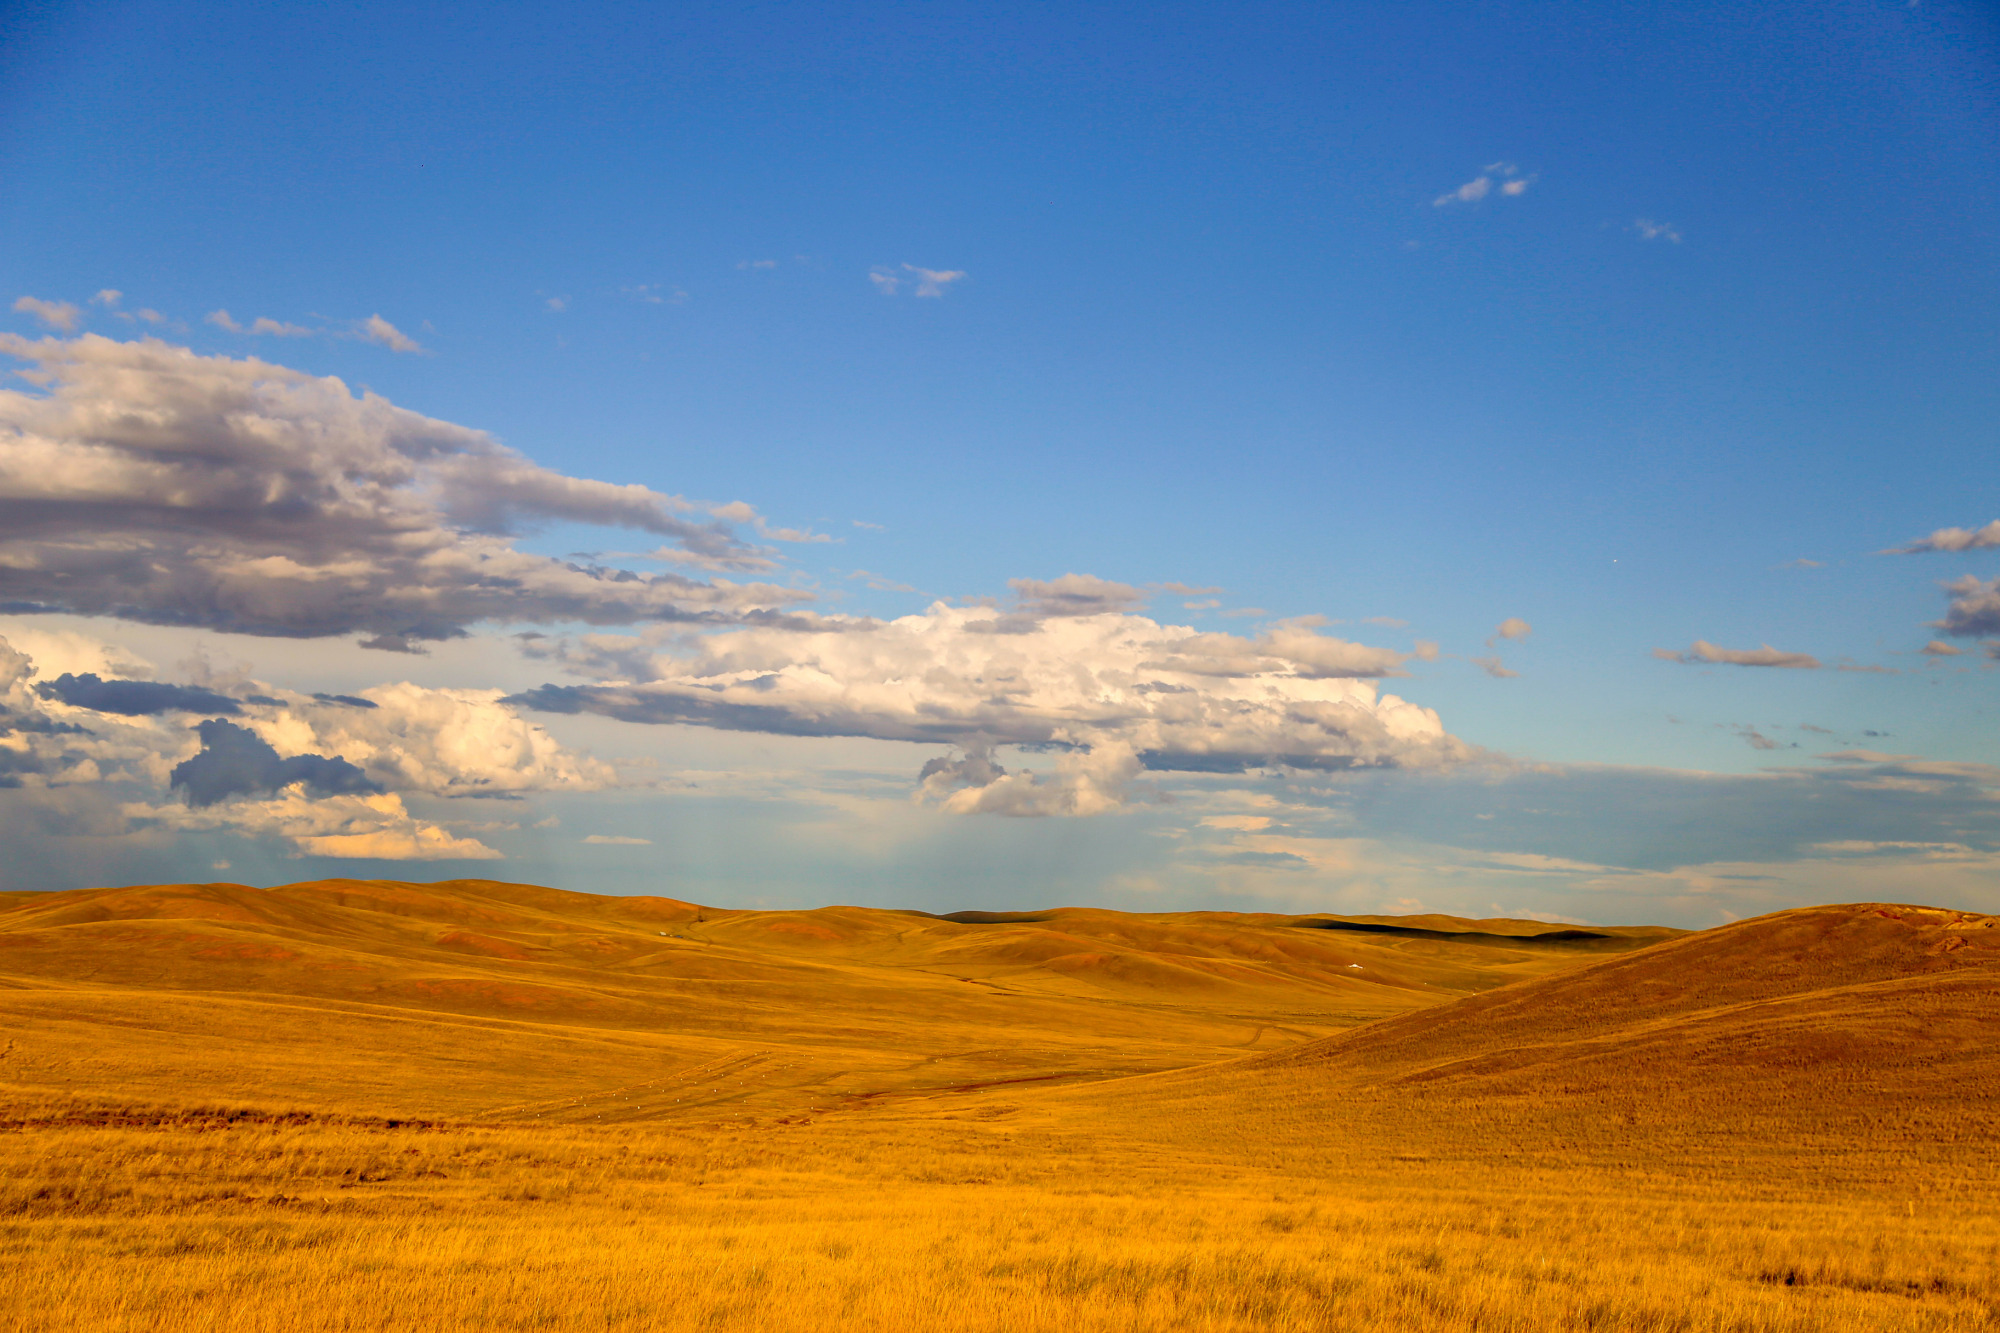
3;880;1995;1331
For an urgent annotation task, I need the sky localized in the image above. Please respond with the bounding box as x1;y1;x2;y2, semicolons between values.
0;0;1996;926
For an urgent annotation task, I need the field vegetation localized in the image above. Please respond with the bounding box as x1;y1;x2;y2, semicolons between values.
2;880;1994;1330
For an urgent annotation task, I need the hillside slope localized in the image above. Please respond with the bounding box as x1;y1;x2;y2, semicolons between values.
0;877;1669;1121
1076;903;2000;1174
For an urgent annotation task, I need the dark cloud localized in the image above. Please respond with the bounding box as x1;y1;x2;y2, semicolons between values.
311;692;378;709
168;719;382;807
34;672;241;716
1008;574;1146;618
0;335;808;647
1936;576;2000;639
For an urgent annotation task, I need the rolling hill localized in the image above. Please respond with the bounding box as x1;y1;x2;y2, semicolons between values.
0;877;1673;1122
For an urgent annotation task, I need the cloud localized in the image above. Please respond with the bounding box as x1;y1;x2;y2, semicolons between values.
1936;576;2000;639
1736;726;1785;751
583;834;652;845
205;309;244;332
1470;655;1518;679
131;787;502;860
1434;163;1533;207
1776;557;1824;569
91;291;121;308
34;672;242;716
250;317;314;338
1487;617;1531;645
852;520;886;531
1633;218;1682;243
1887;520;2000;554
359;315;424;354
738;260;778;271
1654;640;1821;669
1009;573;1145;618
0;334;806;645
508;599;1474;815
545;296;569;312
14;297;81;332
169;718;381;806
0;628;601;859
871;265;968;297
1922;640;1964;657
905;265;966;297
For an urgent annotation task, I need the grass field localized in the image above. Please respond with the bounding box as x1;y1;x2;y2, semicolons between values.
2;881;1994;1331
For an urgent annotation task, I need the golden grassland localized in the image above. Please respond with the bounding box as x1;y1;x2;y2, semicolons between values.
2;880;1995;1331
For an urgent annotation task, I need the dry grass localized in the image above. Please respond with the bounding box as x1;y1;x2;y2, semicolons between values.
2;882;1995;1331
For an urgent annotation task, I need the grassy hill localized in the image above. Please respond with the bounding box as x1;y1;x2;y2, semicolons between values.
0;877;1672;1120
5;880;1996;1333
1070;901;2000;1172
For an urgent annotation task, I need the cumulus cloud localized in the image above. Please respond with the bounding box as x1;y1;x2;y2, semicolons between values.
359;315;424;354
91;291;121;308
1487;617;1531;646
1633;219;1682;243
1883;520;2000;554
509;599;1473;815
1434;163;1533;207
0;627;609;857
1654;640;1821;669
0;335;808;646
13;297;80;332
1936;576;2000;639
1922;640;1964;657
130;787;503;860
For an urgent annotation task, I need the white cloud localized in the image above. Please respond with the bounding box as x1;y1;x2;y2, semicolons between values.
1921;640;1963;657
12;297;80;332
871;265;968;297
91;290;122;308
1633;218;1682;243
905;265;966;297
1434;163;1533;207
129;788;503;860
0;334;804;646
250;316;314;337
0;625;610;859
739;259;778;271
510;599;1473;815
545;296;569;312
359;314;424;354
205;309;244;332
1654;640;1821;669
1886;520;2000;554
583;834;652;845
1488;617;1532;644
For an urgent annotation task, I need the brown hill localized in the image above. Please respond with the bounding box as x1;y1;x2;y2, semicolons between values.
1080;902;2000;1175
0;877;1670;1122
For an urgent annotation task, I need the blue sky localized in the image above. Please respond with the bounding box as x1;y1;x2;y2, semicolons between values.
0;0;1995;923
